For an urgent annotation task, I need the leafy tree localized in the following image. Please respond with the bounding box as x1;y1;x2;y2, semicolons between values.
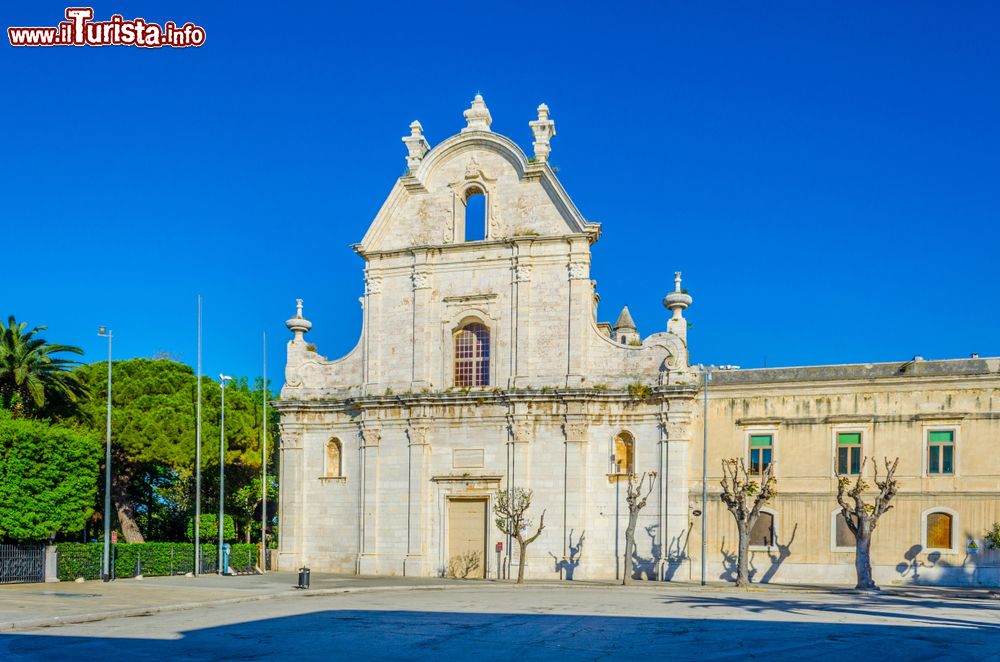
622;471;656;585
494;487;546;584
185;513;236;542
0;410;101;541
232;474;277;543
719;458;777;588
836;457;899;590
985;522;1000;550
0;315;86;418
70;359;276;543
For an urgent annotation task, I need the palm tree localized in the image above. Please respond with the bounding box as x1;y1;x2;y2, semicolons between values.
0;315;86;417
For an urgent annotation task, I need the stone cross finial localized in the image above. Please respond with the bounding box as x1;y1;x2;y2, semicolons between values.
402;120;430;171
462;94;492;133
285;298;312;341
663;272;693;342
529;103;556;162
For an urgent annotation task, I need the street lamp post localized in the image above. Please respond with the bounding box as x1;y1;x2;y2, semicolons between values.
261;332;267;572
218;374;232;575
97;326;112;582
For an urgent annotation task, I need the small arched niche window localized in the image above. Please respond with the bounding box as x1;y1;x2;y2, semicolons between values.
613;431;635;475
925;511;954;550
325;438;342;478
750;511;776;547
463;188;486;241
454;322;490;387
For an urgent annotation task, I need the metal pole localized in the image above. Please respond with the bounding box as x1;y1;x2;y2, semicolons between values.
701;366;710;586
100;329;112;581
261;331;267;572
219;376;227;575
194;295;202;576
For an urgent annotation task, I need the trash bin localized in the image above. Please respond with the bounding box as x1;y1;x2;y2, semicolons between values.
297;567;310;589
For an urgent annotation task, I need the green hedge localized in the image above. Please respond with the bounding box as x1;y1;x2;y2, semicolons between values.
56;542;260;580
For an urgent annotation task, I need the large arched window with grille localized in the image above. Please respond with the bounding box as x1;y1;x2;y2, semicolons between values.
454;322;490;387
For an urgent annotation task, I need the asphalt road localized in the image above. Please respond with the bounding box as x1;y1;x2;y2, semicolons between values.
2;584;999;661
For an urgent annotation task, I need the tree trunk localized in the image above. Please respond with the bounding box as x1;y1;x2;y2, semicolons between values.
110;469;145;543
623;510;639;585
516;537;527;584
854;523;876;590
736;520;750;588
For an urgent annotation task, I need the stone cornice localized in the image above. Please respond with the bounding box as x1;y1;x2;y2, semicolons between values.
273;384;699;413
734;412;997;427
354;233;592;260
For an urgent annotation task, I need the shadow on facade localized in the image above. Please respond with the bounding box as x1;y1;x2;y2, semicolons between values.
3;606;999;659
550;529;586;580
718;525;798;584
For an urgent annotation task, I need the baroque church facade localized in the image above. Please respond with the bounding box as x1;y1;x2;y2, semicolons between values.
275;96;1000;586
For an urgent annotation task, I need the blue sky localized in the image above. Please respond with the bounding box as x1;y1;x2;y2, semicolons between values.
2;1;998;382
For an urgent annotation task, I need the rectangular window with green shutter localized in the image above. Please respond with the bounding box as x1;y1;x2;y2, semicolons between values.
749;434;773;477
836;432;862;475
927;429;955;475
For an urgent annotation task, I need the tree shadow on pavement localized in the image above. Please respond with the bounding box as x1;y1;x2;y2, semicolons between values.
2;606;999;660
662;593;1000;632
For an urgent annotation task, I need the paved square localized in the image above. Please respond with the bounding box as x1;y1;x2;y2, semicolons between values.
2;583;999;660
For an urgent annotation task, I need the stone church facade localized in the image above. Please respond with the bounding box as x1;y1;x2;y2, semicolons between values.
275;96;1000;586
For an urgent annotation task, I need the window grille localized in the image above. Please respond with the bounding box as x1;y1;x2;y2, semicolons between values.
455;323;490;387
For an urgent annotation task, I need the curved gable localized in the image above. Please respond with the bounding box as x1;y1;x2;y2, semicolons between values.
357;97;599;255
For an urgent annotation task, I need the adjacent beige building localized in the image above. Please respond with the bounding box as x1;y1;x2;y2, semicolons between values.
275;95;1000;586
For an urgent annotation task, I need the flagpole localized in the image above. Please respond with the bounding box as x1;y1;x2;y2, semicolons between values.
194;294;202;576
261;331;268;572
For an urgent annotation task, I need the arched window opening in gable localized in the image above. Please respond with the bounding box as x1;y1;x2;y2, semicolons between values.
926;511;953;549
454;322;490;387
613;431;635;475
464;189;487;241
325;438;342;478
750;511;776;547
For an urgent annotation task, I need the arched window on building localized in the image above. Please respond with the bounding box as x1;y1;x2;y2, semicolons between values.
925;511;954;550
454;322;490;387
750;510;776;547
612;431;635;475
464;189;486;241
325;438;342;478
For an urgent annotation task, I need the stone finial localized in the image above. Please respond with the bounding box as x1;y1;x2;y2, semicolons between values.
663;272;692;319
529;103;556;162
285;298;313;341
462;94;492;133
402;120;430;171
663;272;692;342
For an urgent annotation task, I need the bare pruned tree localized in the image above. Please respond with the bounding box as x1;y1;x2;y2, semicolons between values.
719;458;777;588
622;471;656;585
836;456;900;590
494;487;546;584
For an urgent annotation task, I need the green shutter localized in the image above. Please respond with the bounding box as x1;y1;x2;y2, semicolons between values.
929;430;954;444
749;434;773;448
837;432;861;446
